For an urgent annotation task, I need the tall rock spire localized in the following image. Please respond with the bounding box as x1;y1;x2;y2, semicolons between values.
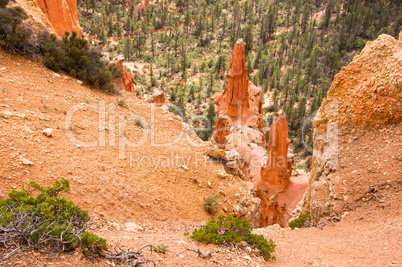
210;39;302;227
261;110;293;191
211;39;264;148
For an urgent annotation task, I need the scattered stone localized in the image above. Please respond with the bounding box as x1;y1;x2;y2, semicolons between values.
224;150;240;161
124;222;143;232
181;165;188;171
42;128;54;137
207;146;226;158
217;170;232;179
168;118;174;121
21;158;33;165
161;105;169;112
207;181;212;188
53;73;61;78
77;80;83;85
235;193;240;199
240;241;248;247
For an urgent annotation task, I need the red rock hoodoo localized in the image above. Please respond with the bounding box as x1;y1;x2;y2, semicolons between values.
211;39;265;149
111;60;135;93
35;0;81;37
211;39;307;227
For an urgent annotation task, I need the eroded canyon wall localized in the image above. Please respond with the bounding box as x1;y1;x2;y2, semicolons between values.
35;0;81;37
293;33;402;223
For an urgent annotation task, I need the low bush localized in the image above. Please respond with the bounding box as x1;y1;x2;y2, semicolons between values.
204;194;220;215
39;31;116;91
289;214;312;229
0;179;107;255
0;0;37;54
0;180;155;266
152;243;169;254
191;214;276;260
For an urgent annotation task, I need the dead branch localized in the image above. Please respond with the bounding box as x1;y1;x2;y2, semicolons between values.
157;238;183;242
356;183;386;203
176;248;216;259
212;259;224;265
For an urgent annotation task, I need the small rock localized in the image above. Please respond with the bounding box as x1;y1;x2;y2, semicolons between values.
240;241;248;247
77;80;83;85
42;128;53;137
207;146;226;158
21;158;33;165
0;67;5;72
53;73;61;78
243;255;251;260
181;165;188;171
207;181;212;188
234;205;246;216
235;193;240;199
224;150;240;161
217;170;231;179
76;144;82;148
161;105;169;112
168;118;174;121
124;222;143;232
179;254;184;258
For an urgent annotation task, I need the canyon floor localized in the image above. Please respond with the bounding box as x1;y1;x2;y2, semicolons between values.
0;51;400;266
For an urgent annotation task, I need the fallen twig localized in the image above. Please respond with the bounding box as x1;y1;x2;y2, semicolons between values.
1;247;20;261
176;248;215;259
157;238;183;242
212;259;224;265
356;183;386;203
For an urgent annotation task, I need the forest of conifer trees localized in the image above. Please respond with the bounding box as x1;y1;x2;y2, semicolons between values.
78;0;401;159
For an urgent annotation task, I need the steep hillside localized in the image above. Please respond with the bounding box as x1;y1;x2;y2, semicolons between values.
0;49;259;226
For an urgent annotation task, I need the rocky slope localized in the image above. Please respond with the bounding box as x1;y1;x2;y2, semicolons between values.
0;49;259;228
293;32;402;222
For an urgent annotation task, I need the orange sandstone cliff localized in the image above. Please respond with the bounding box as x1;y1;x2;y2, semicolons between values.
35;0;81;37
292;33;402;223
211;39;306;227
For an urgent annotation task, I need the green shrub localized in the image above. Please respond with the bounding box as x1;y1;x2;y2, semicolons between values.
0;2;37;54
117;98;126;107
79;232;108;256
204;194;220;215
191;214;276;260
152;243;169;254
0;179;107;255
289;214;312;229
38;31;116;91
